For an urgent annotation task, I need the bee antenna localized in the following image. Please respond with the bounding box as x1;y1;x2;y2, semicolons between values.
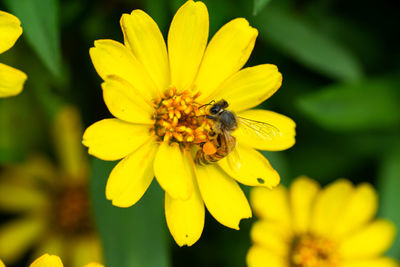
199;100;215;109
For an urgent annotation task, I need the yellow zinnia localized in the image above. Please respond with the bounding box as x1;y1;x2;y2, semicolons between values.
83;0;295;246
0;11;27;97
247;176;398;267
0;106;102;266
1;253;102;267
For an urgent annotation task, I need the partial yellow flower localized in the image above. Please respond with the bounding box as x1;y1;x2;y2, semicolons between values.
2;253;104;267
29;254;103;267
83;0;296;246
0;106;102;266
30;254;64;267
0;11;27;97
247;176;398;267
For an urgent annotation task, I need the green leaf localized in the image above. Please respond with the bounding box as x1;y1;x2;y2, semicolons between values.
253;0;272;16
254;5;363;81
0;93;44;163
297;76;400;132
378;147;400;259
90;158;170;267
4;0;62;77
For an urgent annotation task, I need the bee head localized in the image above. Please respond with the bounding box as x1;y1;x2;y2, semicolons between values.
209;105;220;115
209;99;229;115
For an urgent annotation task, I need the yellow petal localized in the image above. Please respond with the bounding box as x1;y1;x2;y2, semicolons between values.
89;39;158;101
342;258;399;267
154;142;194;200
218;144;280;188
196;164;251;229
84;263;104;267
0;259;4;267
207;64;282;112
331;183;377;239
168;0;208;92
246;245;286;267
310;179;354;237
235;109;296;151
195;18;258;103
101;76;153;124
82;119;150;161
339;220;396;259
250;186;291;228
69;236;103;267
106;140;157;207
0;62;27;98
120;10;169;92
52;105;88;180
0;11;22;54
30;254;63;267
0;216;46;263
165;164;205;246
34;234;65;263
290;176;320;234
4;155;57;187
250;220;291;256
0;182;48;212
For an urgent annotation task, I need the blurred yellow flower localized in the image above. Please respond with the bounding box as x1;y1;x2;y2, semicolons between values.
29;254;103;267
247;176;398;267
83;0;295;246
1;253;103;267
0;106;102;266
0;11;27;97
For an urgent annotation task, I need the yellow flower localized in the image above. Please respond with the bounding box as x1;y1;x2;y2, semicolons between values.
0;106;102;266
0;11;27;97
247;176;398;267
29;254;103;267
1;253;103;267
83;0;295;246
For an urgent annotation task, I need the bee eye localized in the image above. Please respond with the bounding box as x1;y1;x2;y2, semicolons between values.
210;106;219;114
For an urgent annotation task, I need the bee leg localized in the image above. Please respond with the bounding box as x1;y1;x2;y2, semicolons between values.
206;115;216;120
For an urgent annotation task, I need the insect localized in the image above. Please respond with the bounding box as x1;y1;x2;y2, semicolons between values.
195;99;281;170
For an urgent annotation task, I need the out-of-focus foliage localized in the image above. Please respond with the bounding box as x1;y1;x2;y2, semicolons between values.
254;5;363;81
4;0;62;77
91;159;169;267
0;94;43;162
253;0;271;15
379;148;400;258
0;0;399;266
297;76;400;132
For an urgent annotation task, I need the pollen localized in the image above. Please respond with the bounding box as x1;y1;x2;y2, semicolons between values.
152;87;214;148
203;141;217;155
290;234;340;267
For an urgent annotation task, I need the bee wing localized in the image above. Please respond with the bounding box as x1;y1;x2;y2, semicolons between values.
222;130;236;154
226;147;242;173
222;131;242;172
236;116;282;141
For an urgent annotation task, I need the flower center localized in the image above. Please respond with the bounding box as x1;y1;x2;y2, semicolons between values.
152;87;215;148
290;234;339;267
54;183;93;235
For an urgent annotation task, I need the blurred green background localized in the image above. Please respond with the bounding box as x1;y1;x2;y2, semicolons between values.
0;0;399;266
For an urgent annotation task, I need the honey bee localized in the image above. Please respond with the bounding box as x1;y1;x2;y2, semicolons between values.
195;99;281;171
